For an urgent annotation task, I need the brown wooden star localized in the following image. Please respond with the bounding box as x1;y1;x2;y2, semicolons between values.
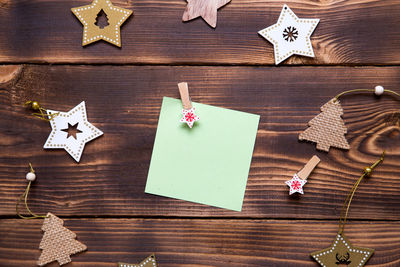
71;0;133;47
311;233;374;267
182;0;231;28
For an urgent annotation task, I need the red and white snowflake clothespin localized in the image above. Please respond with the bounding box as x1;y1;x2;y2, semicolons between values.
286;155;320;195
178;82;199;128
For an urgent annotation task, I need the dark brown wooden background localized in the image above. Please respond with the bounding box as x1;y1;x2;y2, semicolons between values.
0;0;399;266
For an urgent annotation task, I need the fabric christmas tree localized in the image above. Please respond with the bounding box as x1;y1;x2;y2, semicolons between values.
299;98;350;152
37;213;87;266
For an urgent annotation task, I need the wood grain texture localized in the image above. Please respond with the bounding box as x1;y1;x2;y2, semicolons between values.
0;219;399;267
0;65;22;84
0;0;400;64
0;65;399;219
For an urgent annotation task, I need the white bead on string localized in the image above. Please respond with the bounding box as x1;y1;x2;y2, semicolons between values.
374;85;384;96
26;172;36;181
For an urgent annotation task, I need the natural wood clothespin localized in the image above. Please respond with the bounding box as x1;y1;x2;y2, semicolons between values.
178;82;192;110
297;155;320;180
178;82;200;128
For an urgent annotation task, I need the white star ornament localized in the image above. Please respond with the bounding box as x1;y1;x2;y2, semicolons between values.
44;101;103;162
258;5;319;65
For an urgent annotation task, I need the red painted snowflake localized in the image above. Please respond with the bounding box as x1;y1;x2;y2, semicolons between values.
285;174;307;195
180;107;200;128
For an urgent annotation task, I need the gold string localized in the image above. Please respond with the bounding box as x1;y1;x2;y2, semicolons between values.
16;163;47;219
338;152;385;234
334;89;400;102
24;101;59;121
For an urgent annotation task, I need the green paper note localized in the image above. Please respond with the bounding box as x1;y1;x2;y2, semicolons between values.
145;97;260;211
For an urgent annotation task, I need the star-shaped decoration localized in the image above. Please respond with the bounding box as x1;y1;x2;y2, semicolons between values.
44;101;103;162
62;123;82;139
182;0;231;28
311;233;374;267
118;254;157;267
180;107;200;128
285;173;307;195
258;4;319;64
71;0;133;47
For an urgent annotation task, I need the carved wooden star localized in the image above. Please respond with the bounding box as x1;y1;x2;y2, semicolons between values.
182;0;231;28
71;0;133;47
311;233;374;267
118;254;157;267
44;101;103;162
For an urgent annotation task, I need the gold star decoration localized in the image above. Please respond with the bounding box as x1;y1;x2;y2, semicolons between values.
118;254;157;267
182;0;231;28
311;233;374;267
71;0;133;47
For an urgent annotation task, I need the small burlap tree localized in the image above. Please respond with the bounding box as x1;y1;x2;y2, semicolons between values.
37;213;87;266
299;98;350;152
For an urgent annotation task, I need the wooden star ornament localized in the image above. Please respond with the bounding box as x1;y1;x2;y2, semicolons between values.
44;101;103;162
311;233;374;267
258;4;319;64
71;0;133;47
182;0;231;28
118;254;157;267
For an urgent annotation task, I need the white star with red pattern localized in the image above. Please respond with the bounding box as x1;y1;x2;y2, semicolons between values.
180;107;200;128
285;173;307;195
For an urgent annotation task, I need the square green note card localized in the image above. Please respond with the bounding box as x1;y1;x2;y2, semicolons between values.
145;97;260;211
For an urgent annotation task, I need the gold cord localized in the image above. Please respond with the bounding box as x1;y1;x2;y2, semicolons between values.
24;101;59;121
338;152;385;234
16;163;47;219
334;89;400;102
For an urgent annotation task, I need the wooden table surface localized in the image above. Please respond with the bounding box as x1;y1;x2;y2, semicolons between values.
1;0;399;266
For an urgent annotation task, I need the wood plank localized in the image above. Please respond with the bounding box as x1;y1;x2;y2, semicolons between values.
0;0;399;64
0;219;399;266
1;65;400;218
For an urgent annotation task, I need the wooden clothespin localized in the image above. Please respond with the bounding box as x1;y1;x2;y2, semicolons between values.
178;82;199;128
285;155;320;195
178;82;192;110
297;155;320;180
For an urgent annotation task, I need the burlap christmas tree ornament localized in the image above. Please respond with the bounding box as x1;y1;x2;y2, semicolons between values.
299;98;350;152
37;213;87;266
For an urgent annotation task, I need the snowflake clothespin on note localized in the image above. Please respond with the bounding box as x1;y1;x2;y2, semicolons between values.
71;0;133;47
182;0;231;28
286;155;320;195
258;4;319;64
178;82;200;128
118;254;157;267
44;101;103;162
